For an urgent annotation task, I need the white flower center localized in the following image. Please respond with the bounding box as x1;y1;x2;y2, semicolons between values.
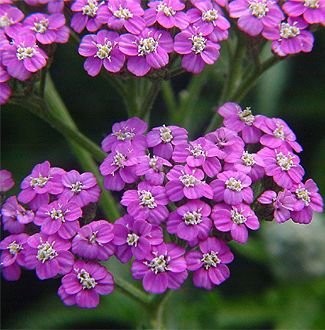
113;5;133;19
183;210;202;225
113;151;126;168
201;251;220;270
202;9;218;22
33;18;49;34
273;124;285;140
189;144;206;158
248;0;269;18
147;254;169;274
30;174;49;188
295;187;311;206
159;125;173;143
71;181;84;193
179;173;197;187
156;2;176;16
139;190;157;209
276;152;294;171
239;107;255;125
37;241;58;263
16;45;36;60
137;36;158;56
82;0;99;17
77;269;97;289
126;233;139;246
226;177;243;191
8;241;23;255
241;151;255;167
48;208;65;222
304;0;319;8
113;128;135;141
149;156;159;171
190;33;207;54
0;14;12;27
231;209;247;224
88;231;98;244
280;22;300;39
96;41;113;60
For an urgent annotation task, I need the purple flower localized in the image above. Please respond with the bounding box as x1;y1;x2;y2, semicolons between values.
113;215;163;262
0;64;11;105
97;0;146;35
217;102;262;143
72;220;115;260
166;165;213;202
172;137;222;177
167;200;212;242
121;182;169;225
283;0;325;24
174;25;220;74
60;170;100;207
24;233;74;280
59;260;114;308
131;243;188;294
99;143;141;191
70;0;104;33
258;146;304;189
0;169;14;192
18;161;65;209
228;0;284;36
0;4;24;33
146;125;188;160
186;237;234;290
258;189;298;223
290;179;324;224
101;117;147;152
78;30;125;76
144;0;189;30
1;196;34;233
2;32;48;81
119;28;174;76
255;116;302;153
24;13;69;44
262;18;314;56
0;233;29;281
211;170;253;205
212;203;259;243
136;154;172;185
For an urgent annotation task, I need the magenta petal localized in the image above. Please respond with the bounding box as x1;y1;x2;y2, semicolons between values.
143;271;168;293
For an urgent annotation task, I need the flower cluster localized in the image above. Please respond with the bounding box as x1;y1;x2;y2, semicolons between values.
1;102;323;307
0;0;70;105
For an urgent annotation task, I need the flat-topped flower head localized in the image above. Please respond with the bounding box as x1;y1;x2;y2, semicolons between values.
211;170;253;205
167;200;212;242
59;260;114;308
101;117;147;152
119;28;173;76
96;0;146;35
145;0;189;29
186;237;234;290
121;182;168;224
24;233;74;280
212;203;259;243
72;220;115;260
0;169;14;192
113;215;163;262
166;165;213;202
79;30;125;76
0;233;29;281
228;0;284;36
131;243;188;294
174;26;221;74
217;102;262;143
1;196;34;234
147;125;188;160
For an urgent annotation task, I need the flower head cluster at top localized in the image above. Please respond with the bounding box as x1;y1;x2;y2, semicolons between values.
1;0;324;104
1;102;323;308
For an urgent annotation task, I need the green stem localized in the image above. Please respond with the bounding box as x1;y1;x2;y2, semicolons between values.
161;80;177;116
151;290;173;330
138;79;162;119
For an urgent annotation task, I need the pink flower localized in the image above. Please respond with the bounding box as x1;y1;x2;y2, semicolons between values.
131;243;188;294
0;169;14;192
0;64;11;105
72;220;115;260
59;260;114;308
186;237;234;290
0;4;24;33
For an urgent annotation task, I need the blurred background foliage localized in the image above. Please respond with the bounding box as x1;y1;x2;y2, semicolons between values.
1;27;325;329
